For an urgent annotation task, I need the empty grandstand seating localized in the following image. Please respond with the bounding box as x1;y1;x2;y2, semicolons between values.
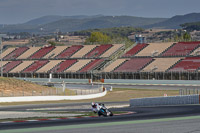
17;47;41;59
3;47;29;60
114;58;153;72
22;60;49;73
1;61;9;67
84;44;113;58
122;43;148;57
71;45;96;58
142;58;181;72
0;61;9;71
65;59;92;72
100;44;124;58
3;41;200;76
49;60;77;73
102;59;127;72
161;42;200;57
56;45;83;59
29;46;55;59
190;47;200;56
135;42;174;57
10;61;34;73
169;57;200;72
3;61;22;73
43;46;68;59
2;48;16;59
37;60;63;73
79;59;104;72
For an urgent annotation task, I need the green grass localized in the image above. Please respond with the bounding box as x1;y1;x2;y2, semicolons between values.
0;88;179;106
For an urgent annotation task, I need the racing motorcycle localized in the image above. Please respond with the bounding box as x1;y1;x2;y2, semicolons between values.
98;104;113;117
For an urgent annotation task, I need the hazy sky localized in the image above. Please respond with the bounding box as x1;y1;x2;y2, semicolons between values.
0;0;200;24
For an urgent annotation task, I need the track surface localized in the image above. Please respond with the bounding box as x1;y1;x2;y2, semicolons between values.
1;103;200;131
0;82;200;132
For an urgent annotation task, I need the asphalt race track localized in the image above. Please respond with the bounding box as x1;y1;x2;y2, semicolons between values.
0;103;200;133
0;82;200;133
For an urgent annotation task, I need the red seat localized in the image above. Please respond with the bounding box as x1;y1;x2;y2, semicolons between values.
169;57;200;72
4;47;29;60
79;59;104;72
23;60;49;73
114;58;153;72
84;44;112;58
50;60;77;73
3;61;22;73
56;45;83;59
162;42;200;56
122;43;148;57
29;46;55;59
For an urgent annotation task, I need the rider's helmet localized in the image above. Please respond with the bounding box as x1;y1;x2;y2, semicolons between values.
91;102;96;108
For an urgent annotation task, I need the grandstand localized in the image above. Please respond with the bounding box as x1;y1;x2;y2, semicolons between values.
161;42;200;57
17;47;41;59
135;42;173;57
169;57;200;72
22;60;49;73
29;46;55;59
3;61;22;73
84;44;113;58
142;58;181;72
43;46;68;59
1;48;16;59
122;43;148;57
79;59;104;72
10;61;34;73
3;47;29;60
65;59;92;72
114;58;153;72
37;60;63;73
1;42;200;80
56;45;83;59
71;45;96;58
49;60;77;73
102;59;127;72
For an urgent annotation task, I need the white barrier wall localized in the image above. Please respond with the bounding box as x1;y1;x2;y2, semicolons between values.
0;91;107;103
130;95;200;107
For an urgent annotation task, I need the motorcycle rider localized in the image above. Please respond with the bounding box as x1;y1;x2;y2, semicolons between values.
91;102;105;116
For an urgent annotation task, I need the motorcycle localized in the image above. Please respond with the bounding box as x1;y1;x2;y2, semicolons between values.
98;104;113;117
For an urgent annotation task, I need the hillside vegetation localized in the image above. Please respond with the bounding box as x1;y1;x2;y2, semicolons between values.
73;27;143;37
0;15;166;33
145;13;200;29
181;21;200;31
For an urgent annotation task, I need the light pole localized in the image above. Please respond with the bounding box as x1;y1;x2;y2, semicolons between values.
0;37;2;77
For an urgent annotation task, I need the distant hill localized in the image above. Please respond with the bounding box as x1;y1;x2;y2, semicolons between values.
180;21;200;31
145;13;200;29
25;15;103;25
0;15;167;33
40;16;166;32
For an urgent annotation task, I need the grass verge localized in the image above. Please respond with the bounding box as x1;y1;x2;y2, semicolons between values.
0;88;179;106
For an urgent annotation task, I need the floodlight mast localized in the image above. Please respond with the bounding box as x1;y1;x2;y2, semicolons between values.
0;37;2;77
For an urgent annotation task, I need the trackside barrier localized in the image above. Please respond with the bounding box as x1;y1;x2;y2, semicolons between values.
0;90;107;103
104;79;200;86
17;78;89;84
130;95;200;107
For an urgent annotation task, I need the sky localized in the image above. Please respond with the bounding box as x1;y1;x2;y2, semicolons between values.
0;0;200;24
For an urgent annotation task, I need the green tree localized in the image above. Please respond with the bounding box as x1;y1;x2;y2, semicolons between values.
48;41;56;46
183;32;191;41
85;32;111;44
173;34;179;42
